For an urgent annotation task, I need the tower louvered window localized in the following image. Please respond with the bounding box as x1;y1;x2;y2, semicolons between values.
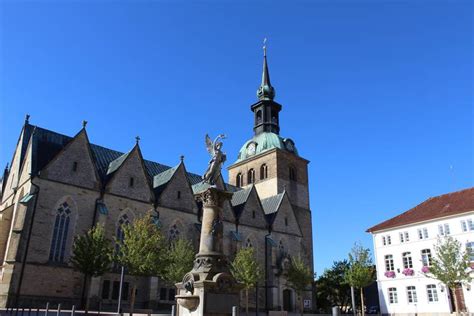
260;164;268;180
248;169;255;184
236;173;243;187
49;202;72;262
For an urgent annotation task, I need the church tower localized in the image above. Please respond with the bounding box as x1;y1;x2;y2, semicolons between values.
228;45;311;212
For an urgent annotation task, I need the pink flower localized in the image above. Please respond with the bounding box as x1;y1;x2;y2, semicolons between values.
402;268;414;276
384;271;396;278
421;266;430;273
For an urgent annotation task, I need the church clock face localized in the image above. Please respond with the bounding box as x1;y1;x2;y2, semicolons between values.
247;142;257;156
285;139;294;152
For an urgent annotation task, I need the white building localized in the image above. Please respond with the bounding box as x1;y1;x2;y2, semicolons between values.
367;187;474;316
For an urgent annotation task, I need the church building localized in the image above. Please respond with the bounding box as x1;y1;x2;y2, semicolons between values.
0;51;314;313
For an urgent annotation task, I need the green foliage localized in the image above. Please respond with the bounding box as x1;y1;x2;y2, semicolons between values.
162;238;196;285
427;236;472;288
287;256;314;294
231;247;262;290
70;224;113;277
344;244;375;289
315;260;351;312
115;212;167;277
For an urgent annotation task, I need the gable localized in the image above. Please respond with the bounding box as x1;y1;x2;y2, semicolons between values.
2;130;26;202
18;137;34;186
238;187;267;229
271;194;302;236
105;147;153;202
157;163;197;213
41;130;100;190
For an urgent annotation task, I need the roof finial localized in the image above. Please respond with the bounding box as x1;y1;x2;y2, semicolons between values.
25;114;30;124
180;155;185;162
135;136;140;144
263;38;267;57
82;120;88;128
257;38;275;101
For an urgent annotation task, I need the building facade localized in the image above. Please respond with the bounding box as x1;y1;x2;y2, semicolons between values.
0;52;314;312
367;188;474;316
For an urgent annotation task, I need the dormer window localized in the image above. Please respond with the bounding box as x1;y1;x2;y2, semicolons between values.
129;177;134;187
177;191;181;199
252;210;256;219
72;162;78;172
285;217;288;226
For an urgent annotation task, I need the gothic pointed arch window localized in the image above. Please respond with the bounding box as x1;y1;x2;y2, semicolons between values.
236;173;243;187
260;164;268;180
116;213;131;252
247;169;255;184
245;238;253;248
49;201;73;262
168;223;181;242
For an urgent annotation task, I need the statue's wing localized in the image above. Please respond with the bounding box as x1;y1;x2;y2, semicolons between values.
205;134;214;156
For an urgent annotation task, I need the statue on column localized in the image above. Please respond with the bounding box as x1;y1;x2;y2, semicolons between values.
203;134;226;185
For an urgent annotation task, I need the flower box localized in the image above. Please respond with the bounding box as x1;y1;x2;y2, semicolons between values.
384;271;396;278
421;266;430;273
402;268;414;276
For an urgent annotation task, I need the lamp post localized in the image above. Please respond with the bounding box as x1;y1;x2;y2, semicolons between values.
116;266;125;315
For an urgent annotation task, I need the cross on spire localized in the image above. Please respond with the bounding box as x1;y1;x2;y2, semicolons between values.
135;136;141;144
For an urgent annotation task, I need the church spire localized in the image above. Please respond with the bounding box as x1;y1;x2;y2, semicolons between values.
257;39;275;101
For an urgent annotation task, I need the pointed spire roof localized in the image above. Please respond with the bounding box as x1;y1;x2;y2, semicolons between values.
257;39;275;101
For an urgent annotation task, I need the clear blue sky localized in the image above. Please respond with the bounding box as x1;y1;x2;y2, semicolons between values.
1;1;472;275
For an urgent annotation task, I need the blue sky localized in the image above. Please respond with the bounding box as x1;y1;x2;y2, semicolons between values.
0;1;472;275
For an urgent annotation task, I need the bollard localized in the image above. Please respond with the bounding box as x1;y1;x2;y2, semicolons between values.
56;304;61;316
71;306;75;316
21;308;25;316
232;306;238;316
15;306;18;316
171;305;176;316
332;306;340;316
28;308;31;316
45;303;49;316
36;308;39;316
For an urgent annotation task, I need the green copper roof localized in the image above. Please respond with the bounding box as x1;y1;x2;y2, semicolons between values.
236;132;298;162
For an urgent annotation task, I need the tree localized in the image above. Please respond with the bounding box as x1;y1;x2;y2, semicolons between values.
162;238;195;285
315;260;351;313
344;244;375;316
70;224;113;312
425;236;472;315
230;247;262;316
286;256;314;316
115;213;167;315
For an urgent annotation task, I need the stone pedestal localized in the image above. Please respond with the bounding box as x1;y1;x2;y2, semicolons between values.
176;187;241;316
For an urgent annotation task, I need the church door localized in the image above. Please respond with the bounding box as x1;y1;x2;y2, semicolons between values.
283;289;293;312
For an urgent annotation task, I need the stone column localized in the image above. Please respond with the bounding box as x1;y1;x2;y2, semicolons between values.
175;187;241;316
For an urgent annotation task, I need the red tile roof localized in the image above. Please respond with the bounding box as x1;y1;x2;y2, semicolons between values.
367;187;474;233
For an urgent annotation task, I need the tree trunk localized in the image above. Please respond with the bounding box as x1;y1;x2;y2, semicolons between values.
130;283;137;316
451;286;459;316
85;276;90;313
245;288;249;316
300;292;304;316
360;288;365;316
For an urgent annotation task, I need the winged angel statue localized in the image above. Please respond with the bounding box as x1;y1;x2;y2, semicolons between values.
203;134;227;185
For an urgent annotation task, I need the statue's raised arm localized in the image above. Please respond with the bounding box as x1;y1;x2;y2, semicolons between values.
203;133;227;185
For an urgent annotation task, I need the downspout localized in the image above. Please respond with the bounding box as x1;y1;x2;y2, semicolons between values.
14;175;40;307
265;226;272;314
